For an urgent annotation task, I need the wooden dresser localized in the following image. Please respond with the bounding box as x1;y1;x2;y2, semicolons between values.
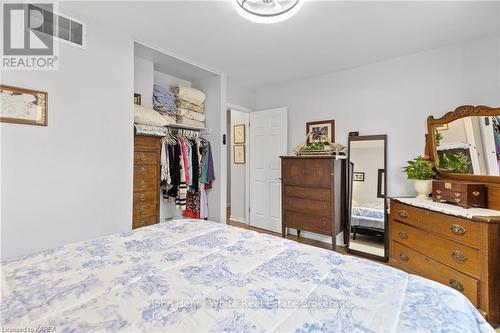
133;135;161;229
389;198;500;326
280;156;342;249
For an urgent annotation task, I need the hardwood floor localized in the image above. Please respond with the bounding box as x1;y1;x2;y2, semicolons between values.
226;208;347;254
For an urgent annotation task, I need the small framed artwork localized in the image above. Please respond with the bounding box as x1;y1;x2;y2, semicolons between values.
377;169;385;198
1;84;48;126
134;93;142;106
306;120;335;144
234;124;245;144
353;172;365;182
234;145;245;164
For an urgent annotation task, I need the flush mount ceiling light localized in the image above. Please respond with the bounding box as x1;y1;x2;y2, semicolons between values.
233;0;303;24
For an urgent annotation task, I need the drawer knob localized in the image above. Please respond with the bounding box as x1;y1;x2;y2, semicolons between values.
449;224;466;236
321;220;327;226
436;190;442;194
451;250;467;262
140;153;146;161
454;198;461;203
472;191;480;197
399;253;409;262
140;194;146;202
449;279;464;292
454;192;461;197
140;167;146;174
398;231;408;240
398;210;408;218
140;180;145;186
436;195;442;200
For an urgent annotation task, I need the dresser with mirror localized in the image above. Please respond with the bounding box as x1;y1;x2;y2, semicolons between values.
389;105;500;326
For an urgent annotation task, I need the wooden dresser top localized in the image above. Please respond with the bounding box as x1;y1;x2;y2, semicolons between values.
391;197;500;223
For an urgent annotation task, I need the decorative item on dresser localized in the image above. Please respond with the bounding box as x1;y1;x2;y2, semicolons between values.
280;156;345;250
389;198;500;326
133;135;161;229
432;180;487;208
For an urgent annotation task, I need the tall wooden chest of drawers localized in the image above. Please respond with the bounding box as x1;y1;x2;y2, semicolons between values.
389;198;500;326
280;156;342;249
133;135;161;229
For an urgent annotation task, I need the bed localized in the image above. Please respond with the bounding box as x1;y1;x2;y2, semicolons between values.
1;219;494;333
350;201;385;239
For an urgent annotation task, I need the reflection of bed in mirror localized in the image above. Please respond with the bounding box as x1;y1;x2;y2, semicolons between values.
350;201;385;240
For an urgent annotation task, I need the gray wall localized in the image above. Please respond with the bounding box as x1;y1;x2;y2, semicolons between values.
1;17;134;259
254;37;500;197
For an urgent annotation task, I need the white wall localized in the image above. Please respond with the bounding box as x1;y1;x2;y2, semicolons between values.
154;71;191;90
254;37;500;197
134;56;153;108
1;17;134;260
229;110;249;223
228;80;255;109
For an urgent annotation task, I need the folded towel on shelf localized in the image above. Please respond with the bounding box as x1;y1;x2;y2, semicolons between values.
177;117;205;128
153;84;177;114
171;85;206;106
178;108;205;122
134;104;174;127
175;99;204;113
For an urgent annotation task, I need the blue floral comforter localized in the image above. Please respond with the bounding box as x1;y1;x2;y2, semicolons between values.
1;219;494;333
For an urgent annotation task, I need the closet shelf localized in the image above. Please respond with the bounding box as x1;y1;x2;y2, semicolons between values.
134;123;207;137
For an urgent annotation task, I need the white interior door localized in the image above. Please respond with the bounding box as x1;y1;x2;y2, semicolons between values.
249;108;288;232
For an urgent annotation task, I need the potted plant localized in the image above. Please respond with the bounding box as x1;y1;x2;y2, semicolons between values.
403;155;436;200
438;153;470;174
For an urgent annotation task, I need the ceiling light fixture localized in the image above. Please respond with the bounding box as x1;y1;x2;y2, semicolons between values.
233;0;302;24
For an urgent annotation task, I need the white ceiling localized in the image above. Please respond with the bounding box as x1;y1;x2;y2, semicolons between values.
63;1;500;89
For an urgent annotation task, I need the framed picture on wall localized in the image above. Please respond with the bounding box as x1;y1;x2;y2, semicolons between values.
353;172;365;182
306;119;335;144
134;93;142;105
234;145;245;164
0;84;48;126
234;124;245;144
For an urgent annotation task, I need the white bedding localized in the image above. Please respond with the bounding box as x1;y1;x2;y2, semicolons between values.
1;219;494;333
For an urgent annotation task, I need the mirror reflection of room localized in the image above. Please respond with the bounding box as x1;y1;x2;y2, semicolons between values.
434;116;500;176
349;139;386;257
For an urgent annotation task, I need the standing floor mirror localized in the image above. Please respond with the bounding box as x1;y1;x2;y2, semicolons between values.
347;135;388;261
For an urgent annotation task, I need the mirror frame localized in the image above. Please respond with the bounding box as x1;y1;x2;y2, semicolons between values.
347;134;388;262
427;105;500;184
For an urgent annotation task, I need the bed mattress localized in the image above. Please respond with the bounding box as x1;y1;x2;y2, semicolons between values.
351;202;385;230
1;219;494;333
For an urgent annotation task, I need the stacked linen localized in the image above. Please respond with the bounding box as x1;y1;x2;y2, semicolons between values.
171;85;206;128
153;84;177;124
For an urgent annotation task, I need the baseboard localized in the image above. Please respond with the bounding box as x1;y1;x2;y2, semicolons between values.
229;215;246;224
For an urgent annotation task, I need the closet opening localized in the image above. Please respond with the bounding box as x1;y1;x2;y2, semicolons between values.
226;105;251;226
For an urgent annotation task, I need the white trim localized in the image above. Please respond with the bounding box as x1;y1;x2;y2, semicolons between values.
227;103;253;113
134;39;222;76
229;215;246;224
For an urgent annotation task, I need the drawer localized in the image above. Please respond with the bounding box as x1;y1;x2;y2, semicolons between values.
135;135;161;150
134;178;157;192
134;151;157;165
284;186;331;201
134;165;157;179
392;241;478;306
133;215;157;229
283;196;331;217
420;210;480;249
133;191;157;204
133;203;156;220
391;201;423;225
391;201;480;248
392;222;479;277
284;210;331;235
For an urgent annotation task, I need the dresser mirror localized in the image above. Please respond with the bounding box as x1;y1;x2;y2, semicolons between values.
428;105;500;182
347;135;388;261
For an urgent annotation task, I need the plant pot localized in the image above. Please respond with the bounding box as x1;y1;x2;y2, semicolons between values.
414;179;433;200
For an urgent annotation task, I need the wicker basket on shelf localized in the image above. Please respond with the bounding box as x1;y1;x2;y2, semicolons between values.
294;132;346;156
